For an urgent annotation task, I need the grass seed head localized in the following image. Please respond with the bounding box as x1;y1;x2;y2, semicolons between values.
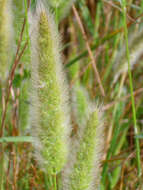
63;105;105;190
29;1;71;175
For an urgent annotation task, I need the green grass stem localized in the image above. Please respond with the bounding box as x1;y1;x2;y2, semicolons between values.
121;0;141;177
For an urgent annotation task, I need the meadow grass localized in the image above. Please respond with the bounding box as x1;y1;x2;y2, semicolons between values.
0;0;143;189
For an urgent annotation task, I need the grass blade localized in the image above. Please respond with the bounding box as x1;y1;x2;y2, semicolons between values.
121;0;141;177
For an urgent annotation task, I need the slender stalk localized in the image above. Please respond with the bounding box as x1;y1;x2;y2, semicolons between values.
0;89;5;190
72;5;105;97
24;0;30;45
53;175;57;190
121;0;141;177
0;144;4;190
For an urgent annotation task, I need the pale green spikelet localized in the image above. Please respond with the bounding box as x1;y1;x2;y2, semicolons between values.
69;62;79;84
63;105;105;190
68;53;79;85
30;2;71;174
71;86;89;127
68;20;89;128
0;0;12;82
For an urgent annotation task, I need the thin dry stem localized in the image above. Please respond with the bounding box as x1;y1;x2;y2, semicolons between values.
0;41;28;137
72;5;105;97
103;87;143;111
0;0;30;137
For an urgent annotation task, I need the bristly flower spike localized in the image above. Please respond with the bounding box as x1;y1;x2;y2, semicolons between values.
63;105;105;190
29;1;71;174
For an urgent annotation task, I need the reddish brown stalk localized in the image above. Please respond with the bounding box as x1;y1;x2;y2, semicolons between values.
28;163;41;189
15;18;26;61
10;85;19;190
0;0;30;137
11;146;17;190
120;152;135;190
6;153;11;190
72;5;105;97
0;41;28;137
15;0;30;59
11;87;19;136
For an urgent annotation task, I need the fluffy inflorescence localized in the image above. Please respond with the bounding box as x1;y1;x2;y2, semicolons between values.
0;0;12;82
63;106;105;190
30;2;71;174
